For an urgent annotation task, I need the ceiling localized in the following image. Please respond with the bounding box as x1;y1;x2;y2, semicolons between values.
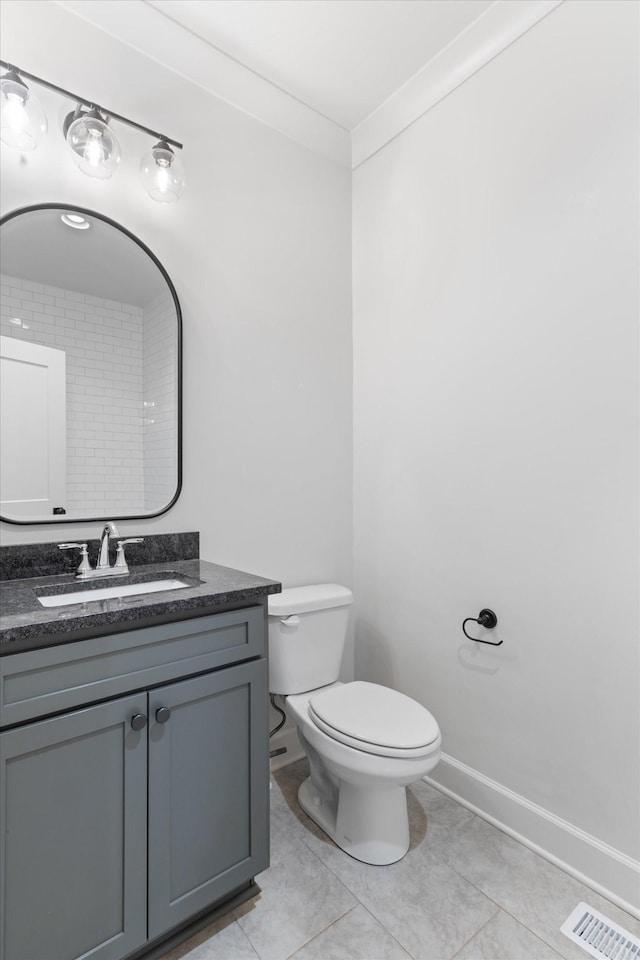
144;0;494;130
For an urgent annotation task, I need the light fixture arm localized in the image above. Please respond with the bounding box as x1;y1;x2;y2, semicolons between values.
0;60;183;151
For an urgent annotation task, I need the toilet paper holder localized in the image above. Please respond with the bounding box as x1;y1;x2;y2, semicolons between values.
462;608;502;645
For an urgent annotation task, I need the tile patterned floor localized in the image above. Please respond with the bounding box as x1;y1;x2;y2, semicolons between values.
161;759;640;960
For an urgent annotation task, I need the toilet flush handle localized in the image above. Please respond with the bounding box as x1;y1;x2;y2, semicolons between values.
280;615;300;627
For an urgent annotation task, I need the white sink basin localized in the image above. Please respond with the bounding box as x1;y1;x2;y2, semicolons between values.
38;579;191;607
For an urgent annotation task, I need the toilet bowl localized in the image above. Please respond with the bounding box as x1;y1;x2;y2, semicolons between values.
287;681;441;864
268;585;441;865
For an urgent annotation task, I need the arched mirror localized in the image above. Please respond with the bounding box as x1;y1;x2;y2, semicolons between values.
0;204;182;524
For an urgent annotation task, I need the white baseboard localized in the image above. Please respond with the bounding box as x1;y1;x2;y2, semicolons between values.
269;727;305;772
425;753;640;920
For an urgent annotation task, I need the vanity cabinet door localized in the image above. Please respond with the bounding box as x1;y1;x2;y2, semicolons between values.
0;694;148;960
147;658;269;939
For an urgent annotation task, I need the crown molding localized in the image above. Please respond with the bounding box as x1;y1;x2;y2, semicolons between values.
53;0;351;168
49;0;564;172
352;0;565;169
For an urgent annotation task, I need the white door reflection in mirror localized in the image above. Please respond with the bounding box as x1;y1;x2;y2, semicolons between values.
0;336;66;518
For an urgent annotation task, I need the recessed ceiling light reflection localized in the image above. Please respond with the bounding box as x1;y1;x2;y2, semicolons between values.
61;213;91;230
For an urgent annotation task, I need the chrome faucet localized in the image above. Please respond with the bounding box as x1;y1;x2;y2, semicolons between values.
97;522;120;570
59;522;144;580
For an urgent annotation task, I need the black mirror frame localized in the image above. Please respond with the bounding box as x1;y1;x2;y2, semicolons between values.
0;202;183;525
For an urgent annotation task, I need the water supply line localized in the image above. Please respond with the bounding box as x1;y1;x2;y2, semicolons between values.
269;694;287;759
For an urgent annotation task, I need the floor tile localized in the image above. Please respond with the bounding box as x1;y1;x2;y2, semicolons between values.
289;904;412;960
409;778;476;852
166;761;638;960
443;814;640;960
233;809;357;960
270;762;307;811
298;832;498;959
453;909;564;960
270;760;313;820
159;912;259;960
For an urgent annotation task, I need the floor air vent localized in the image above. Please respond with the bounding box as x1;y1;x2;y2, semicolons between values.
561;903;640;960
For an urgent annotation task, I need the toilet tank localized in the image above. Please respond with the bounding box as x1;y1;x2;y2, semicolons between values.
268;584;353;694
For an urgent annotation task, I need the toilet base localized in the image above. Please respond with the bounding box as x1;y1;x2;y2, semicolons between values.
298;775;410;866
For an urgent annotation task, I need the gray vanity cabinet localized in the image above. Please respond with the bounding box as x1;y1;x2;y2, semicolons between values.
0;606;270;960
147;658;268;939
0;693;149;960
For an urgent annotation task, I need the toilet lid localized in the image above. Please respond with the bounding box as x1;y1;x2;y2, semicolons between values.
308;681;439;755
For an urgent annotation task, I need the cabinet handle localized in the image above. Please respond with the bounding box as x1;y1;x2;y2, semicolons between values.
131;714;148;731
156;706;171;724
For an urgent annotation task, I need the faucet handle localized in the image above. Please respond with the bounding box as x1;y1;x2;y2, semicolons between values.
58;542;91;576
114;538;144;570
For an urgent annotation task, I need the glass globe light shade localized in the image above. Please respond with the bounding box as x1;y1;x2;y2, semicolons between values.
0;70;48;151
65;108;121;180
140;141;186;203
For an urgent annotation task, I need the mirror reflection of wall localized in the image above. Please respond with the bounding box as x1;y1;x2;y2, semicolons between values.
0;207;181;524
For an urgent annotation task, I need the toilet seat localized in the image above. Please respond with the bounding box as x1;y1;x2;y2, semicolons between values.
308;681;440;759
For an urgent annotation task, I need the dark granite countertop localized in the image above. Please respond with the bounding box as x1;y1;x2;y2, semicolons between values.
0;558;281;655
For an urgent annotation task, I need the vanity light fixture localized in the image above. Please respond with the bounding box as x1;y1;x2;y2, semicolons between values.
0;60;185;202
64;106;121;180
140;140;186;203
0;66;47;151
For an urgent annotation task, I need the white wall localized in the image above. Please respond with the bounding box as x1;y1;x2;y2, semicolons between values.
353;0;639;910
0;2;352;599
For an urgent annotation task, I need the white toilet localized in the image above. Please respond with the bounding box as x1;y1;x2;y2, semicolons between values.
268;584;441;865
